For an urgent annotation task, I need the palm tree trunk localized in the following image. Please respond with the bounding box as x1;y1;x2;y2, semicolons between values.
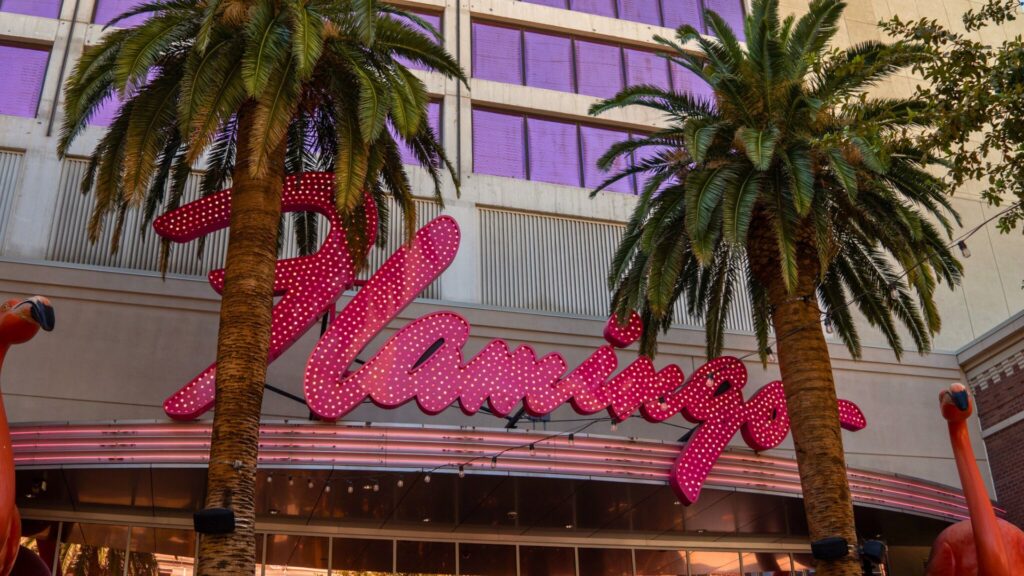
197;101;285;575
750;218;860;576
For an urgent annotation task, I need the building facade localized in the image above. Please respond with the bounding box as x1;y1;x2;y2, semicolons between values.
0;0;1023;574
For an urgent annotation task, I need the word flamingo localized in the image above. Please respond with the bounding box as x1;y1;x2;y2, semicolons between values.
926;383;1024;574
156;172;866;506
0;297;54;576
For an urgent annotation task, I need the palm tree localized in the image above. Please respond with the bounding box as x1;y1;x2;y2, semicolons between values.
58;0;465;572
590;0;961;573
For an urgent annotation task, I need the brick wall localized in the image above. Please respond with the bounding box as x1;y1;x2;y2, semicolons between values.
974;367;1024;526
974;367;1024;429
980;424;1024;526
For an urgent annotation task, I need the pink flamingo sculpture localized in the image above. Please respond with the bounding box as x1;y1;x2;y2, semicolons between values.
0;297;54;576
926;382;1024;575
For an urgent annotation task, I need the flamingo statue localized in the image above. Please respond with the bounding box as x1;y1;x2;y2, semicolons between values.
0;297;54;576
926;382;1024;575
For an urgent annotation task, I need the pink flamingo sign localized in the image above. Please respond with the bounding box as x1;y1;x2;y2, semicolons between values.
156;172;866;505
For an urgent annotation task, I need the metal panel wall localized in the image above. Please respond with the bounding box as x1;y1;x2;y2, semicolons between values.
480;207;757;333
46;159;443;299
0;150;24;241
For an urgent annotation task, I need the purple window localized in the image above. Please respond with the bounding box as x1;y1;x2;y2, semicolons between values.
1;0;62;19
393;10;442;71
624;48;670;90
704;0;746;40
396;101;443;165
523;0;568;7
662;0;702;30
616;0;661;26
93;0;149;27
671;61;713;101
569;0;617;17
524;31;573;93
574;40;622;99
0;43;49;118
632;135;672;195
581;125;633;194
471;22;523;85
527;117;580;186
473;108;525;179
89;93;120;126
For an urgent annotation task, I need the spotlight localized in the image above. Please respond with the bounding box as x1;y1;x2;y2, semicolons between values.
957;240;971;258
824;315;834;335
347;483;354;494
397;479;405;488
287;476;294;487
610;420;618;432
373;482;380;492
266;475;273;484
324;484;331;493
458;465;465;478
491;456;497;469
568;433;575;445
307;479;314;489
811;536;851;561
424;474;431;484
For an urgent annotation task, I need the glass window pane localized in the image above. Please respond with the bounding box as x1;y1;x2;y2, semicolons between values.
59;523;129;576
472;108;525;179
520;545;576;576
93;0;149;27
631;135;673;196
661;0;702;31
574;40;622;99
0;42;49;118
704;0;746;40
393;10;443;71
459;544;516;576
127;526;195;575
472;22;523;84
524;31;573;93
579;548;633;576
395;100;443;165
1;0;62;18
617;0;661;25
624;48;671;90
570;0;617;17
791;553;814;574
670;62;713;102
689;551;741;576
635;549;687;575
581;125;633;194
742;552;794;575
527;117;580;187
264;534;329;575
332;537;393;573
396;540;455;574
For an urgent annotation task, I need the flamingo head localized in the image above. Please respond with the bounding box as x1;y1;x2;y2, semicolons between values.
0;296;55;346
939;382;972;422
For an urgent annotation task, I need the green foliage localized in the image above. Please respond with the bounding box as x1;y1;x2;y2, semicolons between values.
591;0;962;360
881;0;1024;232
59;0;467;263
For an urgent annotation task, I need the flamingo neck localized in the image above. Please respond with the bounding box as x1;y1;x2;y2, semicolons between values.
948;419;1011;576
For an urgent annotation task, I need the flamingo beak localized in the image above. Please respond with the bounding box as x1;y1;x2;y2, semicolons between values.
28;299;55;332
950;389;969;412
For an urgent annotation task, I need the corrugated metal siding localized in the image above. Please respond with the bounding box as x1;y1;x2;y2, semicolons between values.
47;159;229;276
0;150;24;240
480;207;757;333
46;160;444;300
358;198;443;300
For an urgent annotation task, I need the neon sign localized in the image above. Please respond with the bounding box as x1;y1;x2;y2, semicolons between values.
156;173;866;505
